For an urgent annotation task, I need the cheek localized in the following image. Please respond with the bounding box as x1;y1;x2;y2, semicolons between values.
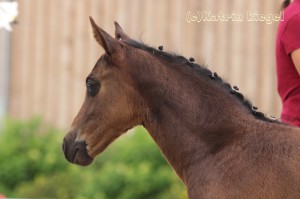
110;101;138;131
79;86;135;135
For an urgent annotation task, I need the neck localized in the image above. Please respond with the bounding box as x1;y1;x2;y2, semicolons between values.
130;56;255;184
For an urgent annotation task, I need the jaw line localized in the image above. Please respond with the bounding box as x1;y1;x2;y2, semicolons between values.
87;133;122;158
87;141;110;158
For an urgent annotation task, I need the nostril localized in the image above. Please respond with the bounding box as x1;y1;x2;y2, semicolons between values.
75;146;80;153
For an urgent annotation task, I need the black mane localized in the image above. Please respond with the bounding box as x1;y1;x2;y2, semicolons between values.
124;40;278;123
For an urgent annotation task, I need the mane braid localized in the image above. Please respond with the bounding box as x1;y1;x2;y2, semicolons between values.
125;40;279;124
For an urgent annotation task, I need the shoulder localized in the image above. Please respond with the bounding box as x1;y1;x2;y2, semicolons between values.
280;1;300;31
281;13;300;44
286;13;300;26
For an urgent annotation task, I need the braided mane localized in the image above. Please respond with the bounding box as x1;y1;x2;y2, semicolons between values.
124;39;278;123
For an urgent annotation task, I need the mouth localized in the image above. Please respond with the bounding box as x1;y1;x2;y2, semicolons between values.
63;136;94;166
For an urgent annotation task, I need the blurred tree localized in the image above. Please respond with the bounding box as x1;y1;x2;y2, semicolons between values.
0;118;187;199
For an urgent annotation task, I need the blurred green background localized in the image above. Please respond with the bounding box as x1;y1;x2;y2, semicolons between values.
0;118;187;199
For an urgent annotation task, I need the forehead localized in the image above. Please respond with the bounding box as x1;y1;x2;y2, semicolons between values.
96;54;110;69
88;54;110;77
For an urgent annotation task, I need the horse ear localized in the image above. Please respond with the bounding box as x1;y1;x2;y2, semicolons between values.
89;17;117;55
114;21;131;41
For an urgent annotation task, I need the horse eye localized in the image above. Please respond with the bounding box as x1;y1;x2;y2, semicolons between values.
86;79;100;97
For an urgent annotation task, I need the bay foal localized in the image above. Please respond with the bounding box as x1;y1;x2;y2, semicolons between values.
63;18;300;198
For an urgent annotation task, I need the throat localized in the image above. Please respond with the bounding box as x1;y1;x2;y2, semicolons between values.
143;115;203;182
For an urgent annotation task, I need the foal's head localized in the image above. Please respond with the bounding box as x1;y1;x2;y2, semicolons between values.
63;18;145;166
